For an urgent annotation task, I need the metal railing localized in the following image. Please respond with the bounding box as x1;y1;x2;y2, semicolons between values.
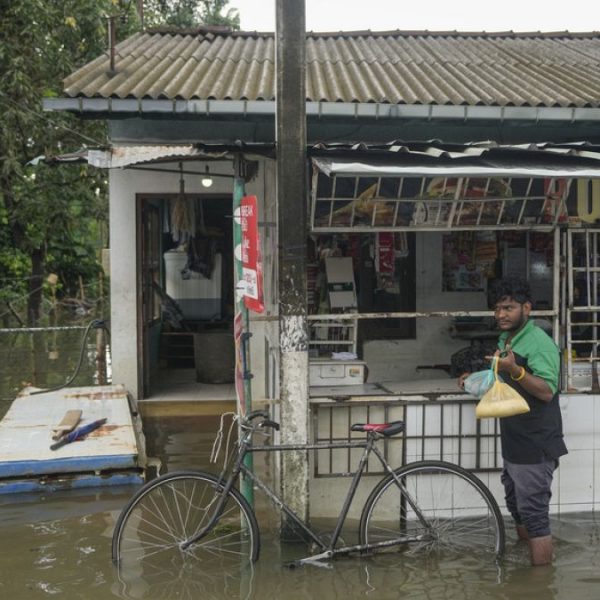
565;229;600;390
311;398;501;478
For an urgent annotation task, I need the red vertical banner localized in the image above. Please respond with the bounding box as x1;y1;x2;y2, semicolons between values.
376;232;395;273
240;195;264;313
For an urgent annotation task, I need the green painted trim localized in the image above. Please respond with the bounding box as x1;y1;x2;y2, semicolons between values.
233;175;254;506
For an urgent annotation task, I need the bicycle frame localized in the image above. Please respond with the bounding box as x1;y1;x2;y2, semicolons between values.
182;426;432;562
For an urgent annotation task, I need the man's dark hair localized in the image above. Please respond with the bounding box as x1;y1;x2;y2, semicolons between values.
489;276;532;306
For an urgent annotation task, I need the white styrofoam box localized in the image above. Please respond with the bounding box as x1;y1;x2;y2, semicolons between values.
164;251;222;320
563;362;593;391
309;359;366;386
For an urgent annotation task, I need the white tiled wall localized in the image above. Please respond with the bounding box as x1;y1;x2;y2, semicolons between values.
485;394;599;515
309;394;600;520
555;394;599;512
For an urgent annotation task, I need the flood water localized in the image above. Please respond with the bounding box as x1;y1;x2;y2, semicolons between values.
1;331;600;599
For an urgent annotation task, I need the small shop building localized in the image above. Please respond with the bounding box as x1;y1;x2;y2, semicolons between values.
45;27;600;516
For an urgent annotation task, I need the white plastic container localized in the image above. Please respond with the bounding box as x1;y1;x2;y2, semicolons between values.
163;251;222;320
563;361;593;391
309;359;366;386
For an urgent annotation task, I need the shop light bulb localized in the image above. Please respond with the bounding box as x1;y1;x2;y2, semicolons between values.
202;165;213;188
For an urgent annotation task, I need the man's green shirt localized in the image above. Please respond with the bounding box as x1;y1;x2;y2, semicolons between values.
498;319;560;394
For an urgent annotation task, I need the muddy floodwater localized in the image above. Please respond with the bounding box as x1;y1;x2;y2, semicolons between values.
1;331;600;599
0;416;599;600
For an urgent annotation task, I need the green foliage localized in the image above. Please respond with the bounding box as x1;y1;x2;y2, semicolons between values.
0;0;118;322
0;0;242;324
143;0;240;29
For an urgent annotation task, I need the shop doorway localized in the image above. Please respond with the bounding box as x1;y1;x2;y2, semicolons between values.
137;193;234;401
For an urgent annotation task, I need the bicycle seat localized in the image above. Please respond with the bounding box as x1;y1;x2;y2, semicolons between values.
350;421;405;437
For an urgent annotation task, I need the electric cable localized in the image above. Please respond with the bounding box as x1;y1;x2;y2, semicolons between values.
30;319;111;395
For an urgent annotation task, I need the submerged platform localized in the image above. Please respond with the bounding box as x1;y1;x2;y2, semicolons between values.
0;384;145;494
140;368;237;417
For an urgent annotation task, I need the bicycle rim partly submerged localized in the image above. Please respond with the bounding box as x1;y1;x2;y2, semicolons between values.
112;471;259;595
359;461;505;558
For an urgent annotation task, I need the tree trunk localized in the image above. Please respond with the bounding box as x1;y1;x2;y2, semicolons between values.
27;247;45;326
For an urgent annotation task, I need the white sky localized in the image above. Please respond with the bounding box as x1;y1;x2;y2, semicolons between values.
229;0;598;33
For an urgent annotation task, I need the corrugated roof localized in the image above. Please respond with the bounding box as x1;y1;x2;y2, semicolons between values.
63;29;600;108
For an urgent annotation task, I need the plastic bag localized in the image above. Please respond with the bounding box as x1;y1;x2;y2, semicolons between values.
475;358;530;419
464;367;495;399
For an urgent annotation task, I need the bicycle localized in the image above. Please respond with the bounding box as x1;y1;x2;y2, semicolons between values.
112;409;505;575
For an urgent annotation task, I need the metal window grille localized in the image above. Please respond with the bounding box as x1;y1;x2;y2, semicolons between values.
565;228;600;390
311;174;570;233
311;399;501;478
308;318;358;356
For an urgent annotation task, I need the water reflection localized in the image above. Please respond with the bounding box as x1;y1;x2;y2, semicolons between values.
113;560;257;600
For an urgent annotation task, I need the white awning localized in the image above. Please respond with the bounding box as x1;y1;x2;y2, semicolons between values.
88;145;227;168
312;157;600;179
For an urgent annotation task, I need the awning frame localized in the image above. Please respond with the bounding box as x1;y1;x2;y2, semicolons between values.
309;154;600;233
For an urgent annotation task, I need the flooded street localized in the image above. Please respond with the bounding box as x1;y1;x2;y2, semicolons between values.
0;415;599;599
1;332;600;599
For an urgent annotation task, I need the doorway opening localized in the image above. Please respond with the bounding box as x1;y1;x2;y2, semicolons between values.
138;193;235;403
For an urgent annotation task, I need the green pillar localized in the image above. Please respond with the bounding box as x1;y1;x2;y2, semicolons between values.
233;172;254;505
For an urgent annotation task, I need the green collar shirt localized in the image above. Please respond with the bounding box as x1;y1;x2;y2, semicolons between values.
498;319;560;395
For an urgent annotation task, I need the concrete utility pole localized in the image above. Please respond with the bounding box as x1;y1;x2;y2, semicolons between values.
275;0;309;526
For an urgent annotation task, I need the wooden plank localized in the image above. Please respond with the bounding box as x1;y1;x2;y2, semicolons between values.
51;409;82;440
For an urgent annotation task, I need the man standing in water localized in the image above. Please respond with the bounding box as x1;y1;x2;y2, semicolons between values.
460;276;567;566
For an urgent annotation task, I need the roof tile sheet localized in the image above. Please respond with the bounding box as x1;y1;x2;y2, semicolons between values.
63;29;600;107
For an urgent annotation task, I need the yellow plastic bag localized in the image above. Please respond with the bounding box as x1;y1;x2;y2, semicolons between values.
475;358;530;419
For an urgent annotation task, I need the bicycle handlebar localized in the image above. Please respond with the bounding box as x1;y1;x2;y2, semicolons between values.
244;409;269;422
241;410;280;431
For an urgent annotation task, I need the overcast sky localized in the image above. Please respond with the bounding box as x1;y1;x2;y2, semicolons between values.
229;0;597;33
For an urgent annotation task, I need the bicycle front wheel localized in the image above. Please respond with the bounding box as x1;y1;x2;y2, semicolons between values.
359;461;505;558
112;470;260;573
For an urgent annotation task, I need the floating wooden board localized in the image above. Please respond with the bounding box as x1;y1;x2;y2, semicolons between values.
0;385;141;483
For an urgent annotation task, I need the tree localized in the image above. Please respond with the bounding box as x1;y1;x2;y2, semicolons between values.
143;0;240;29
0;0;241;326
0;0;130;324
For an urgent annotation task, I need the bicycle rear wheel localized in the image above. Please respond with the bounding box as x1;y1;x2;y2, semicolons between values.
112;470;259;578
359;461;505;558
